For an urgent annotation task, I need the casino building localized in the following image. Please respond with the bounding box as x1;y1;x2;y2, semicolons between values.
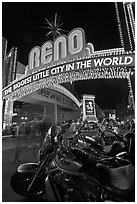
2;2;135;130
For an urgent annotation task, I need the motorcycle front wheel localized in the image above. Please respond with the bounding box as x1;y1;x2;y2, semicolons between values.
10;171;46;199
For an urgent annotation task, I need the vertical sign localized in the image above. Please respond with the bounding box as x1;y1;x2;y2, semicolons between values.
2;37;8;88
83;94;98;122
2;37;8;129
3;47;18;88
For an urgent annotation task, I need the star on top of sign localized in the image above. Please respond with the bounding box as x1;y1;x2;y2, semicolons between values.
41;13;68;40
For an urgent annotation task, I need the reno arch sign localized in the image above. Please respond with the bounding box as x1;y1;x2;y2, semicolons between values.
2;28;135;101
28;28;88;72
28;27;134;73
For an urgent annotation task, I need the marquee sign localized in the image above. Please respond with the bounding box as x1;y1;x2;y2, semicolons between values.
2;28;135;101
28;28;88;73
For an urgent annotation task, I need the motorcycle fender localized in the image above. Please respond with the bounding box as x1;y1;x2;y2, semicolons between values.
17;162;39;174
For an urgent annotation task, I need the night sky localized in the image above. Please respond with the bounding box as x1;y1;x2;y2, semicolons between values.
2;2;133;109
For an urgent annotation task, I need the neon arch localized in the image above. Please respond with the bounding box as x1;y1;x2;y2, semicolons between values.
2;49;135;102
2;28;135;105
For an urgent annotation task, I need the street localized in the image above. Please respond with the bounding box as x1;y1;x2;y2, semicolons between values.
2;137;40;202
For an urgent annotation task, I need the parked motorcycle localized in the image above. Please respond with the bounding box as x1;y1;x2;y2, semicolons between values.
72;121;126;157
54;122;135;201
10;120;135;201
10;121;72;200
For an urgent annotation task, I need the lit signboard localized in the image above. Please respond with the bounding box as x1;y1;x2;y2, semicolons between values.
28;27;134;73
28;28;87;72
85;100;95;116
2;27;135;101
83;95;97;122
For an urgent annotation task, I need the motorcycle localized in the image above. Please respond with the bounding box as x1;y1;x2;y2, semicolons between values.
71;121;126;157
71;122;134;168
10;120;135;201
10;121;72;200
53;122;135;201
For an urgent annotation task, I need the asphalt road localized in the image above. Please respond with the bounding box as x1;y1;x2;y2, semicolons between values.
2;137;41;202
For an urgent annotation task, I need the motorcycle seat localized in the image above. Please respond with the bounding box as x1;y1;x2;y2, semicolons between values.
96;163;135;201
105;141;125;156
79;155;98;179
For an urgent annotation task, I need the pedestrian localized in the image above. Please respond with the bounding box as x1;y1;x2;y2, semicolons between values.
10;124;16;138
25;123;31;147
16;124;19;137
14;130;22;163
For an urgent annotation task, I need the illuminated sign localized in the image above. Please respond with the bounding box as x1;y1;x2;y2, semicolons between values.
28;27;134;74
2;27;135;101
85;100;95;116
37;88;75;107
82;95;97;122
2;53;135;100
28;28;89;72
